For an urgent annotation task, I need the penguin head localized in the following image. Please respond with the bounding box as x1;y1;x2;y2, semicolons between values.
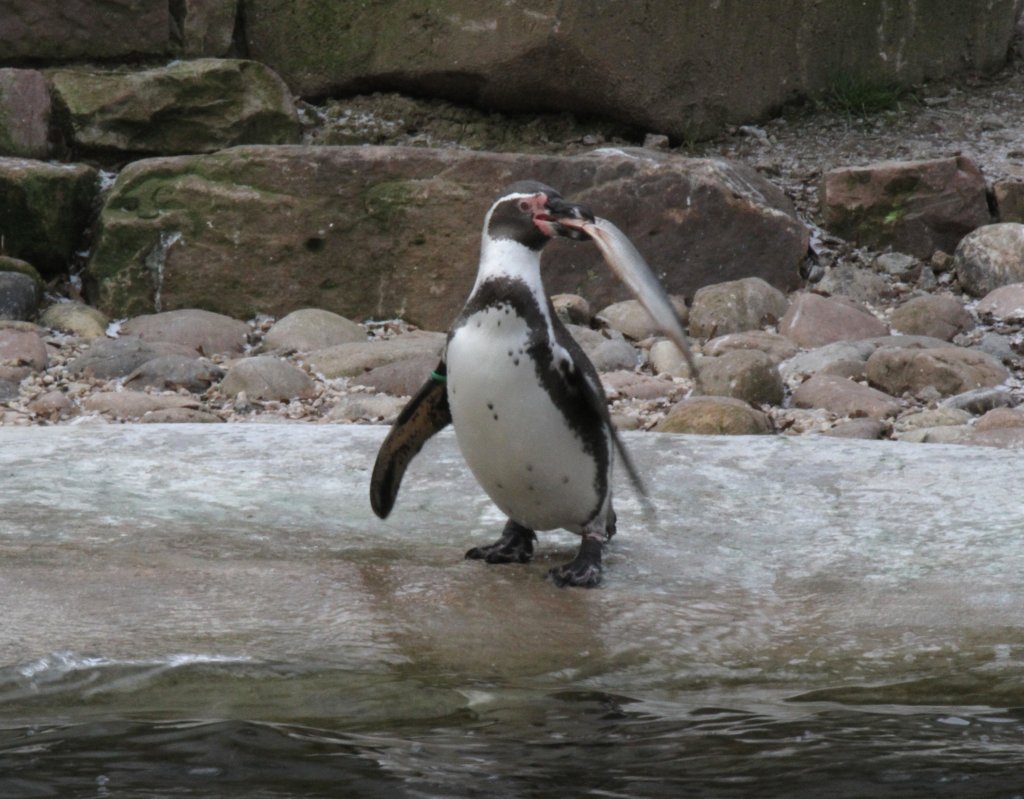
485;182;595;251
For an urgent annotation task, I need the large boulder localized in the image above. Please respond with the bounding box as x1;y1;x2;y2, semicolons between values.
244;0;1022;140
48;59;299;156
0;0;171;61
778;293;888;348
0;158;97;274
821;156;991;258
0;69;54;158
86;146;809;329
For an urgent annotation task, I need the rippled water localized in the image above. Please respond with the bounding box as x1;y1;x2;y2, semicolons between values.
3;426;1024;797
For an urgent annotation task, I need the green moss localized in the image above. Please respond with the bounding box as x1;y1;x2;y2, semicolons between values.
363;180;414;228
822;75;907;116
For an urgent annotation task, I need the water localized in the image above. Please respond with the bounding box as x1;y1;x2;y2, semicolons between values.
2;425;1023;797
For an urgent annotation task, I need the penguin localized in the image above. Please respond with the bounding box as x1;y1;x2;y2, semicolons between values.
370;181;643;588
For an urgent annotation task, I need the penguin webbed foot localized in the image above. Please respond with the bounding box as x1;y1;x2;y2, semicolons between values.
548;536;604;588
465;519;537;564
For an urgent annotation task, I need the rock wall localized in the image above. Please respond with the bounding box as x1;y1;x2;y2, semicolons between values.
0;0;1021;322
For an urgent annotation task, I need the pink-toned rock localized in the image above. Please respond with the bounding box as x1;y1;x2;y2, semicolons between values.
821;156;990;258
792;373;902;419
601;370;680;401
778;293;888;348
976;283;1024;321
704;330;798;364
0;69;53;158
0;327;47;373
83;391;200;420
975;407;1024;432
351;354;437;397
954;223;1024;297
818;418;886;439
888;294;974;341
866;346;1010;397
26;390;73;419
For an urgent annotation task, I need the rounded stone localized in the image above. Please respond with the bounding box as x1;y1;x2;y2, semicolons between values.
888;294;974;341
778;293;888;348
120;309;249;356
40;302;109;339
976;283;1024;321
954;223;1024;297
124;355;225;393
0;272;41;321
221;355;317;401
688;277;788;338
263;308;365;353
654;396;771;435
694;349;784;406
596;296;687;341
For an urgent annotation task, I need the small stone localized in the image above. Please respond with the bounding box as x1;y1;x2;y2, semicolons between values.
567;325;638;371
703;331;798;364
654;396;772;435
26;390;73;419
894;407;972;431
601;370;680;401
328;392;407;423
873;252;919;277
220;355;316;401
263;308;366;352
0;327;47;372
124;355;225;393
818;418;886;439
649;339;700;378
816;264;892;305
642;133;671;150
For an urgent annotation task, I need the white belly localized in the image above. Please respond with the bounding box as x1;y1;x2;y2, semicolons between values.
446;307;603;532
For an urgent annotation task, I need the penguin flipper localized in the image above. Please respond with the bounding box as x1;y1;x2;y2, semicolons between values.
369;362;451;519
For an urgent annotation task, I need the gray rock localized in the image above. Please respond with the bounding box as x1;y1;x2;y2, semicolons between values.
567;325;638;372
0;272;40;320
67;337;198;380
124;355;224;393
263;308;366;353
894;407;972;431
816;264;891;305
873;252;919;277
688;277;788;338
0;157;98;274
695;349;784;406
791;373;902;419
121;309;249;356
601;370;680;401
818;418;886;439
596;296;688;341
351;355;437;397
0;378;18;400
328;392;407;423
967;428;1024;449
866;346;1010;397
649;339;701;378
821;156;991;258
86;147;807;328
994;179;1024;223
895;425;975;444
220;356;316;401
48;59;300;156
180;0;239;57
654;396;771;435
970;332;1018;364
40;302;109;339
940;387;1015;415
975;283;1024;321
888;294;974;341
140;407;224;423
954;223;1024;297
778;293;887;348
704;331;798;364
305;331;445;379
0;69;53;159
779;340;878;383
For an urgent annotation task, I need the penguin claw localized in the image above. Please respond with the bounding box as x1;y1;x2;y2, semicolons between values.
547;536;604;588
465;520;536;564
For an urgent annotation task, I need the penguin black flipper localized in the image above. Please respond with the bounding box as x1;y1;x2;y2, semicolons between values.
550;310;648;502
370;361;451;519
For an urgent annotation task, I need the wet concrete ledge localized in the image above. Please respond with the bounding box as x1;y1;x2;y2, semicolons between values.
1;424;1022;714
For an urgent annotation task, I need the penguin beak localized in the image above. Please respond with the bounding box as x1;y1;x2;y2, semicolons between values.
538;195;595;241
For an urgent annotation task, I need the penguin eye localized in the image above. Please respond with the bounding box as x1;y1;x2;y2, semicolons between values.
517;200;531;213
